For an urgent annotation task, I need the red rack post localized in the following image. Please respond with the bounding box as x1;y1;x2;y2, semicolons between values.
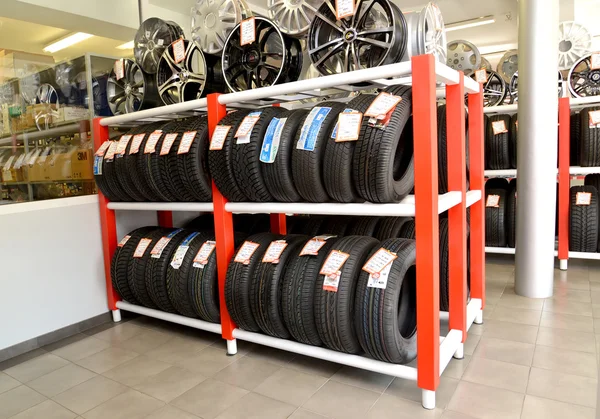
157;211;173;228
411;54;440;394
446;73;467;345
93;117;120;318
270;214;287;235
207;93;237;348
557;97;571;269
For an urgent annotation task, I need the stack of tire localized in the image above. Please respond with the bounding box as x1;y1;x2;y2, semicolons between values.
569;175;600;252
571;107;600;167
484;178;517;248
485;114;517;170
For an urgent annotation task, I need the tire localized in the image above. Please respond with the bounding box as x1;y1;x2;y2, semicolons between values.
177;116;212;202
114;126;147;201
125;123;165;201
347;216;381;236
111;226;157;304
398;219;415;239
250;235;309;338
353;85;414;203
302;217;326;236
104;140;131;201
261;109;308;202
188;235;221;321
485;114;511;170
208;110;252;201
569;185;599;252
319;216;352;236
485;178;509;191
232;214;271;234
314;235;380;353
580;107;600;167
233;107;284;202
439;218;450;311
374;217;412;240
292;102;347;202
287;215;310;233
224;233;281;331
128;228;169;308
184;214;215;230
571;112;581;166
94;142;119;201
281;236;341;346
355;238;417;364
437;105;471;193
506;179;517;248
509;114;518;169
485;188;508;247
323;94;376;202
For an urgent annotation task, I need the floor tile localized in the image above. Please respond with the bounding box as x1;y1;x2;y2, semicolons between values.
81;323;119;337
592;304;600;318
91;323;145;344
50;337;111;362
330;365;394;393
0;349;47;371
0;372;20;395
10;399;76;419
254;367;327;406
171;378;248;419
133;366;206;403
543;299;593;317
52;375;127;415
288;408;328;419
245;346;296;366
75;347;138;374
532;345;597;378
82;389;164;419
213;355;281;391
114;329;172;354
447;381;523;419
145;337;207;364
441;355;471;380
536;327;596;353
591;290;600;304
462;356;529;393
302;380;380;419
28;364;96;397
144;405;200;419
463;333;480;356
367;394;443;418
473;337;534;366
496;293;544;310
41;334;89;353
488;306;541;326
440;411;478;419
285;355;342;378
539;311;594;332
554;276;590;290
521;395;596;419
102;355;171;386
482;320;539;344
385;376;458;409
526;367;597;408
0;385;46;419
176;346;238;377
551;287;592;302
4;354;70;383
215;392;296;419
468;323;484;336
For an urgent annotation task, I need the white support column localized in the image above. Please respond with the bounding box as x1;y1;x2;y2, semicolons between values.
453;343;464;360
422;390;436;410
514;0;559;298
475;311;483;325
560;259;568;270
226;339;238;356
111;309;122;323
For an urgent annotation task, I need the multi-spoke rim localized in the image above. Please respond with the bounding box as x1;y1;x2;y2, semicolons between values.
34;84;60;131
268;0;321;37
307;0;406;76
191;0;249;55
509;71;564;104
470;70;506;107
447;39;481;76
497;49;518;83
107;59;153;115
134;18;184;74
157;40;208;105
558;21;592;71
568;53;600;98
19;72;41;105
403;2;446;63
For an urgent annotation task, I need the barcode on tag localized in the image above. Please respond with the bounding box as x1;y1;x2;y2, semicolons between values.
114;59;125;80
133;238;152;258
335;0;355;19
262;240;288;263
492;120;507;135
234;241;260;264
118;235;131;247
172;39;186;64
210;125;231;150
364;92;402;119
320;250;350;276
193;240;216;268
362;248;397;275
144;131;163;153
240;17;256;46
336;112;362;142
576;192;592;205
160;133;178;155
486;195;500;207
323;271;342;292
367;263;392;289
475;69;487;83
178;131;197;154
129;134;146;154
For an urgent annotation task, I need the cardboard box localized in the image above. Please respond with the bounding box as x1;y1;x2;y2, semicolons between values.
60;107;90;122
49;147;93;181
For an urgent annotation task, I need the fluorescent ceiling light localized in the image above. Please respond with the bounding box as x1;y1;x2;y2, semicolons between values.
43;32;93;53
446;16;496;32
116;41;134;50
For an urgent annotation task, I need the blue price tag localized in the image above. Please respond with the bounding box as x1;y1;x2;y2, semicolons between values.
297;107;331;151
93;156;103;175
260;117;287;163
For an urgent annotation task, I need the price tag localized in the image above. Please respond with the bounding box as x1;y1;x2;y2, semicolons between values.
160;133;178;155
240;17;256;46
323;271;342;292
178;131;197;154
28;149;42;166
335;0;355;20
193;240;216;268
590;110;600;127
150;229;183;259
492;120;507;135
144;131;163;154
475;68;488;83
262;240;288;263
116;135;132;155
129;133;146;154
364;92;402;119
133;238;152;258
172;39;186;64
114;59;125;80
367;263;392;289
95;141;110;156
118;235;131;247
210;125;231;150
104;141;118;160
486;194;500;207
234;241;260;264
591;53;600;70
576;192;591;205
235;113;261;141
362;248;397;275
320;250;350;276
171;232;201;269
260;117;287;163
3;155;15;170
13;154;26;169
300;239;327;256
336;112;362;142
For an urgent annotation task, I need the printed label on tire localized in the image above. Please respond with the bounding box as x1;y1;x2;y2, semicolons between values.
129;134;146;154
590;110;600;128
492;120;508;135
365;92;402;119
116;135;132;155
144;131;163;154
260;117;287;163
118;235;131;247
322;271;342;292
160;133;178;155
362;248;397;275
262;240;288;263
193;240;216;268
210;125;231;150
320;250;350;275
335;111;362;142
235;112;262;144
486;194;500;207
151;228;183;258
234;241;260;264
95;141;110;156
133;238;152;258
93;156;103;175
331;108;354;139
367;263;392;289
170;232;200;269
104;141;118;160
576;192;592;205
297;107;332;151
178;131;197;154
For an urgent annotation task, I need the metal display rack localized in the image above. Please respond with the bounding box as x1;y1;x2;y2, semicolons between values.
93;55;485;410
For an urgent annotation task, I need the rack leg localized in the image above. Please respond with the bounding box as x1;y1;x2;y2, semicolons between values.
422;390;436;410
112;309;122;323
560;259;568;270
453;343;464;359
226;339;237;356
475;310;483;325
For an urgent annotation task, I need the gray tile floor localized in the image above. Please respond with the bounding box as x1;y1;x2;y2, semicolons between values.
0;259;599;418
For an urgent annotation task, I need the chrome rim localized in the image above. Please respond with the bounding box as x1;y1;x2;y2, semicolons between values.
403;2;446;63
509;71;565;103
107;59;152;114
497;49;518;83
558;21;592;71
568;53;600;98
157;40;208;105
35;84;60;131
308;0;406;76
268;0;321;37
19;72;41;105
470;70;506;107
191;0;248;55
134;18;184;74
447;40;481;76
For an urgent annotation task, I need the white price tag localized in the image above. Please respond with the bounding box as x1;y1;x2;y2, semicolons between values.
235;115;260;139
367;263;392;289
262;240;288;263
300;239;327;256
486;194;500;207
129;133;146;154
193;240;216;267
320;250;350;276
104;141;118;160
13;154;26;169
95;141;110;156
234;241;260;264
210;125;231;150
116;135;132;155
323;271;342;292
151;237;172;258
576;192;592;205
590;110;600;127
335;0;355;20
160;133;178;155
475;69;488;83
240;17;256;46
492;120;507;135
362;248;397;275
133;238;152;258
118;235;131;247
114;59;125;80
178;131;197;154
336;112;362;142
172;39;186;64
28;149;42;166
591;53;600;70
144;131;163;154
3;155;15;170
171;246;189;269
364;92;402;119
